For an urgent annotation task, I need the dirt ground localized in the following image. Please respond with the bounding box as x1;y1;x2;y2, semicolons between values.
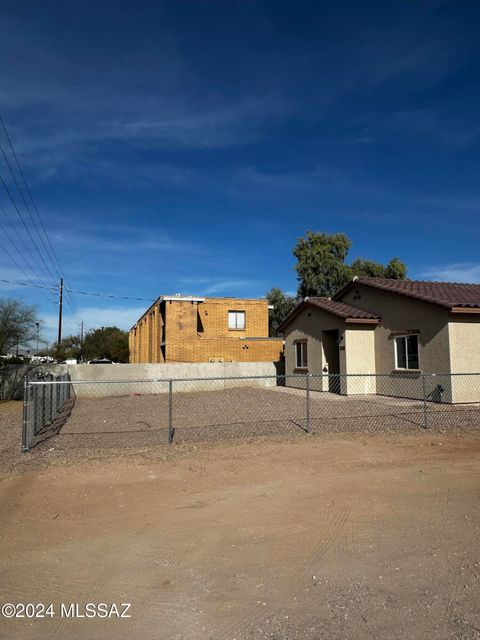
23;385;480;457
1;399;480;639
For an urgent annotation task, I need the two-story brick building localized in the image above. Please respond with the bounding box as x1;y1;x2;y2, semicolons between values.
129;295;284;364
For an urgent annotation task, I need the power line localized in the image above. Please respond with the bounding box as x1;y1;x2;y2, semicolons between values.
0;201;52;286
0;172;57;285
0;117;84;328
64;279;83;326
0;267;56;305
66;288;156;302
0;117;65;279
0;135;60;282
0;277;156;301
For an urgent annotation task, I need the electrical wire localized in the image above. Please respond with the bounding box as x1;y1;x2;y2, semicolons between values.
0;172;57;285
0;117;84;327
0;277;156;301
0;117;65;279
0;202;52;286
0;262;57;305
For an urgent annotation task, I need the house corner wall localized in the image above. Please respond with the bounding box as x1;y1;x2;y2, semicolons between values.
344;326;377;394
448;318;480;403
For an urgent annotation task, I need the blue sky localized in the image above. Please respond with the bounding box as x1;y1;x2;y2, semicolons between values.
1;0;480;345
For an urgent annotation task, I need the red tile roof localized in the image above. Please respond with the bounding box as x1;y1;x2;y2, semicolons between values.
305;297;380;319
335;277;480;309
278;296;379;332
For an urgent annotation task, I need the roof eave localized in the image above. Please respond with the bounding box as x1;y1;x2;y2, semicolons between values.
450;306;480;314
277;299;378;333
345;317;380;324
334;278;456;309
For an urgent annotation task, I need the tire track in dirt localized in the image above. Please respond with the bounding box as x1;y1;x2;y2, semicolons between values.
215;502;353;640
307;504;391;640
47;531;185;640
442;533;480;638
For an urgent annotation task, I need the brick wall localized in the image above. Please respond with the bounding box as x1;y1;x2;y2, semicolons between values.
130;297;282;363
168;336;284;363
197;298;269;337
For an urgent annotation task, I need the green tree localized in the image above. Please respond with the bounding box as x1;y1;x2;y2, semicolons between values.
293;232;352;298
83;326;129;362
349;257;408;280
51;335;84;363
266;288;296;336
349;258;388;278
0;298;39;356
293;231;407;298
385;257;407;279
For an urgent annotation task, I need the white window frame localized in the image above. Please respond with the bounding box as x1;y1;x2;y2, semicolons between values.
295;340;308;369
228;310;246;330
394;334;420;371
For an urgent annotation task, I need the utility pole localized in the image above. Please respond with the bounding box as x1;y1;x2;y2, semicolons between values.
57;277;63;346
35;322;40;355
80;321;84;363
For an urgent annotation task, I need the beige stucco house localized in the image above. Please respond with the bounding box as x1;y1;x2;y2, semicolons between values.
279;278;480;403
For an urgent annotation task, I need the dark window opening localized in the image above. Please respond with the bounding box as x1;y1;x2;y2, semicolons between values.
395;334;419;370
295;341;308;369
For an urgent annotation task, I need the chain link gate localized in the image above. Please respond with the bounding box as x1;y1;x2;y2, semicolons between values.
22;373;74;451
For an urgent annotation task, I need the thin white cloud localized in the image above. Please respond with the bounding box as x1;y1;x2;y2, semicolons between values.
178;277;265;296
421;263;480;283
0;266;41;291
41;305;147;344
203;280;262;296
2;94;289;186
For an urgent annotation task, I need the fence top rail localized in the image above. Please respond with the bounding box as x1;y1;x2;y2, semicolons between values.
28;374;283;385
26;371;480;385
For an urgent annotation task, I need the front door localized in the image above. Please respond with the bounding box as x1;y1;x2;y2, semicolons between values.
322;329;341;394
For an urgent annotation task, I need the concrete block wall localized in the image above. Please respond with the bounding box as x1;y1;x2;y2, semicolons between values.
67;361;279;397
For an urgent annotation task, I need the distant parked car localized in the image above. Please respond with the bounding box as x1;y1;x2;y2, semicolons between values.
88;358;113;364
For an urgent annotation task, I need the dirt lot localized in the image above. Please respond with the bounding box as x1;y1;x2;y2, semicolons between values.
24;385;480;456
1;399;480;639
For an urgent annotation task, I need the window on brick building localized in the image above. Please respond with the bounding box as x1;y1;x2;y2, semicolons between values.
228;310;245;330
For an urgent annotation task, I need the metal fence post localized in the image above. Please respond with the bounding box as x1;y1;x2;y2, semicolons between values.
52;375;57;420
306;374;310;433
422;374;428;429
49;374;53;423
168;379;173;444
32;383;37;437
41;380;46;427
21;375;30;452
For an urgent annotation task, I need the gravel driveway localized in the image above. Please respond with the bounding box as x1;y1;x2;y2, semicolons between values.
59;386;480;447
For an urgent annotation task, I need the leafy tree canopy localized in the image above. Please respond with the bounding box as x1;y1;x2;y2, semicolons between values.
266;288;296;336
83;326;129;363
51;326;129;363
294;231;407;298
0;298;39;356
50;335;84;362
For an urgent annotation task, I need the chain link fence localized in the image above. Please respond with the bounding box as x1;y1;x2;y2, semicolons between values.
21;372;480;450
22;373;74;451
